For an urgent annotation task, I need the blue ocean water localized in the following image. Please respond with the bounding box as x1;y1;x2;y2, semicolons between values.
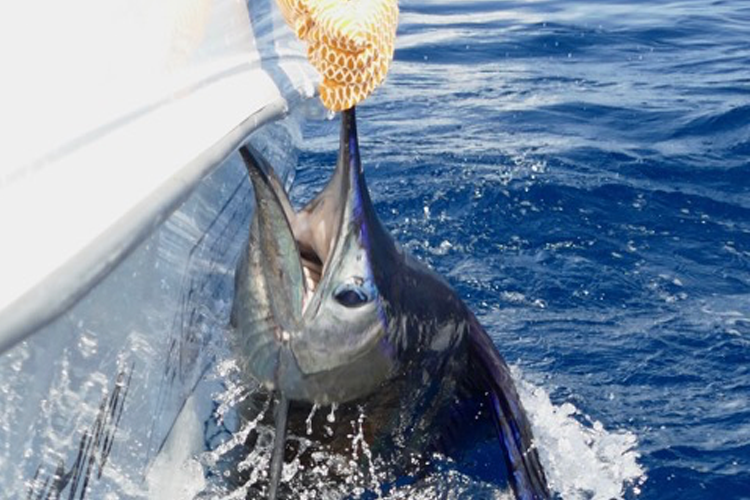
293;1;750;498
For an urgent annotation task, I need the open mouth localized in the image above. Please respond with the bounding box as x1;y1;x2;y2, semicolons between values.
292;191;347;310
238;137;352;317
257;133;355;314
299;247;322;301
293;210;335;307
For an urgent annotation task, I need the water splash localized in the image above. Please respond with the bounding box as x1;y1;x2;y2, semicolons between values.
213;359;251;427
348;406;381;497
327;403;338;423
305;403;319;436
513;368;646;500
323;402;338;438
206;397;270;465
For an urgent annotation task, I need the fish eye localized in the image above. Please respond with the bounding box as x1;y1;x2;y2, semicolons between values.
333;282;372;308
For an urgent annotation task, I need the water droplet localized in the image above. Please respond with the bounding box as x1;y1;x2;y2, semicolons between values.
327;403;338;423
306;404;319;435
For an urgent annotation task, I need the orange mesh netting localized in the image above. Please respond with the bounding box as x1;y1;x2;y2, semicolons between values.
276;0;399;111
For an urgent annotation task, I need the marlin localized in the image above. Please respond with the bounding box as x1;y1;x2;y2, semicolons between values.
231;108;549;499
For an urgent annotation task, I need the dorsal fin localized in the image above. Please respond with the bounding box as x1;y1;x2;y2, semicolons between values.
467;316;550;499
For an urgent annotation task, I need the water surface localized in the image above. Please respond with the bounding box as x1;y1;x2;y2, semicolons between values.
295;1;750;498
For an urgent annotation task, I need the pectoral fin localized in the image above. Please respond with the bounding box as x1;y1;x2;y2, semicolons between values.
467;316;550;500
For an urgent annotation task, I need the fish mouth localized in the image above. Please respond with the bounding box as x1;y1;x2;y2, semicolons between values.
234;108;395;404
239;109;362;320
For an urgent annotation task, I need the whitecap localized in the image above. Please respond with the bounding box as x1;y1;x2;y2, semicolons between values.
514;367;647;499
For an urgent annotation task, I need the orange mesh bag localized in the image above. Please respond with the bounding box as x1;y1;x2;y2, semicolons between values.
276;0;399;111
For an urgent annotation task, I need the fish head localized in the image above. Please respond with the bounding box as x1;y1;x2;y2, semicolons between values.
233;109;400;405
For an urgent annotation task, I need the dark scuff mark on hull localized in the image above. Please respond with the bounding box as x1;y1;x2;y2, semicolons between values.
26;365;133;500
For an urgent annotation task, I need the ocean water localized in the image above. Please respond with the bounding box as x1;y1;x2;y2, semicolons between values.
294;0;750;498
3;1;748;499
